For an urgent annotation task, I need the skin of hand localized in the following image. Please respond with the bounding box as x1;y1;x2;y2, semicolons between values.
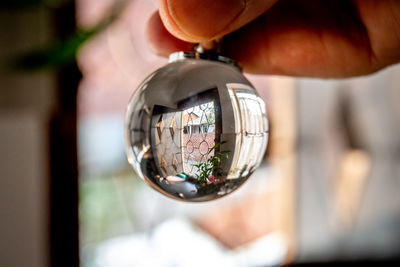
147;0;400;78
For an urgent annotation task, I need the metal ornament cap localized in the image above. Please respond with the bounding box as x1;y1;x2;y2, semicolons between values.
125;51;269;202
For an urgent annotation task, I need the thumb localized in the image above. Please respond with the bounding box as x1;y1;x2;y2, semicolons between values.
159;0;278;42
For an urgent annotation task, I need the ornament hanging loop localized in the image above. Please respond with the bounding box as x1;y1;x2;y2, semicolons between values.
169;38;239;69
195;38;222;53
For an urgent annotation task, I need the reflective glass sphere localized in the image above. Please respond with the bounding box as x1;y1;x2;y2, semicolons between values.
125;52;269;202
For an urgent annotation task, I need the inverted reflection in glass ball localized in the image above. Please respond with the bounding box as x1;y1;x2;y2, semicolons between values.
125;55;269;202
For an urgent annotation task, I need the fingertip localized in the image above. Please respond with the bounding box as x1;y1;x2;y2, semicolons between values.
158;0;278;42
159;0;245;42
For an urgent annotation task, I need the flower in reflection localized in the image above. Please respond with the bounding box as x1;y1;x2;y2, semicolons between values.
207;175;222;185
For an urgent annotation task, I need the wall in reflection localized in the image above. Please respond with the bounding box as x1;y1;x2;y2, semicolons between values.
152;100;217;178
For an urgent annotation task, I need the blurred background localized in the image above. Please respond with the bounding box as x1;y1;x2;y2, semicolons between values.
1;0;400;266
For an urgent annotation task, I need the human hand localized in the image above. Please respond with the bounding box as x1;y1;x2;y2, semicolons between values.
147;0;400;78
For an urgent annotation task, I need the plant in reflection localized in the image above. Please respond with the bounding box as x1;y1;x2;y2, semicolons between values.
194;141;229;186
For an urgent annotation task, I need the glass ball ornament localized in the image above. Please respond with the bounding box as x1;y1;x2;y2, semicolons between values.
125;50;269;202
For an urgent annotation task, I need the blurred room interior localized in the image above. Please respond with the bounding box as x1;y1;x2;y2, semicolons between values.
1;0;400;266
